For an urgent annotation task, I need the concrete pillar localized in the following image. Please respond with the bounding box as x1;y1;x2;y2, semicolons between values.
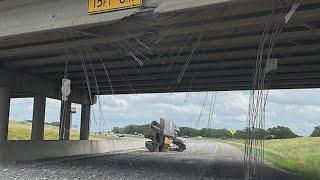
59;101;71;140
80;104;91;140
31;96;46;140
0;87;10;141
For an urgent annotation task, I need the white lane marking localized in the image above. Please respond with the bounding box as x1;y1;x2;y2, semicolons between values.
212;142;218;157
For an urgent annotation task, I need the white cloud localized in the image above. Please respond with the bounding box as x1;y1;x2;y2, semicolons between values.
269;89;320;106
10;98;33;121
46;98;60;107
110;96;128;109
155;103;201;115
220;92;248;116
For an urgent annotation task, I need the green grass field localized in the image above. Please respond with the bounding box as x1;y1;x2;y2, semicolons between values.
8;120;112;140
223;138;320;180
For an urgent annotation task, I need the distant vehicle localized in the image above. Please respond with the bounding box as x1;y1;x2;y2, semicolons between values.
144;118;186;152
118;135;125;138
197;136;203;139
264;135;275;140
184;135;188;138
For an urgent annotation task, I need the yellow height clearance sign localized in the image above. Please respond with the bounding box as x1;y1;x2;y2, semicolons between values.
88;0;143;14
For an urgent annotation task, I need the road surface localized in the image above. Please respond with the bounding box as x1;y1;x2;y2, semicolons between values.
0;138;299;180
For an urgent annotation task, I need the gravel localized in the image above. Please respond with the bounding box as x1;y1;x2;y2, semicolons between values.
0;139;300;180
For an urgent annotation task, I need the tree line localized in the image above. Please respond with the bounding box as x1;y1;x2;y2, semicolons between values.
112;124;320;139
26;120;60;127
112;124;150;135
178;126;299;139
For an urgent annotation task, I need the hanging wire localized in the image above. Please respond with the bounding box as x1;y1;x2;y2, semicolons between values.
118;40;144;67
91;46;115;95
207;91;217;128
59;31;70;140
74;48;99;131
244;1;299;179
196;91;209;128
85;48;107;132
184;55;200;103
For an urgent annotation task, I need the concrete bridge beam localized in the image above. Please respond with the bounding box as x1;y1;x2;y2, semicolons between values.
31;96;46;141
0;69;94;105
0;87;10;141
80;104;91;140
0;0;242;38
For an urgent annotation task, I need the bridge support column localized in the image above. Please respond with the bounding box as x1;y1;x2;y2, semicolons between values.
0;87;10;141
59;101;71;140
80;104;91;140
31;96;46;140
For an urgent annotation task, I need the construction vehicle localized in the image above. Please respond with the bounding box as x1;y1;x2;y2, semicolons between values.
144;118;186;152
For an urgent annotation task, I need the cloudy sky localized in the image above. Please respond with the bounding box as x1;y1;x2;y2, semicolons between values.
9;89;320;136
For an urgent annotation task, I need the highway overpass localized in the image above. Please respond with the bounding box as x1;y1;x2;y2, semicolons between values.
0;0;319;160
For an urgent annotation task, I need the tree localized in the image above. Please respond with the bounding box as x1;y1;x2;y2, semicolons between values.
267;126;298;139
235;128;268;139
111;124;299;140
112;127;120;133
45;122;60;127
178;127;200;137
310;126;320;137
112;124;149;134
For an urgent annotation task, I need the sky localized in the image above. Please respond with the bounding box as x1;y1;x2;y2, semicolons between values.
8;89;320;136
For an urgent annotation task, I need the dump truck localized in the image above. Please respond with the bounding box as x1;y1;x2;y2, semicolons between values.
144;118;186;152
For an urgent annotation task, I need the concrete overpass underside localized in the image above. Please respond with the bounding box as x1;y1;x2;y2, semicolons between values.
0;0;319;160
1;0;320;96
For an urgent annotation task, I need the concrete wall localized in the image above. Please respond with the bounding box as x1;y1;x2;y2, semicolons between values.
0;139;145;161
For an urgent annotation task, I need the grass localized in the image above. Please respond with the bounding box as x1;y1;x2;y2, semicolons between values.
222;138;320;180
8;120;114;141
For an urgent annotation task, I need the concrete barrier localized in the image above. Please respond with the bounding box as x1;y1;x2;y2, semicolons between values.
0;139;145;161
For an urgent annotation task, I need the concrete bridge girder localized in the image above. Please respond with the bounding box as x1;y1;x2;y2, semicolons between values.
0;69;94;105
0;0;237;38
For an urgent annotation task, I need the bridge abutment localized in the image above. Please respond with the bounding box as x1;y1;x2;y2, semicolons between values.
0;87;10;141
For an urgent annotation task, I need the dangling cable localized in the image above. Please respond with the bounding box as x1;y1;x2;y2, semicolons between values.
244;1;299;179
59;32;70;140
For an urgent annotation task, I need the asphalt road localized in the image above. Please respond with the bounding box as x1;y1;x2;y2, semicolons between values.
0;138;300;180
